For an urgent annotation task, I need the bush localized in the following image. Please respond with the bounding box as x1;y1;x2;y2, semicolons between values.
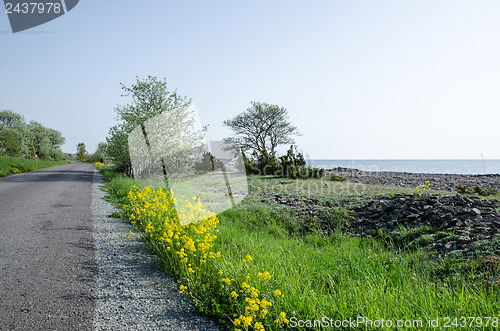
195;151;223;173
242;145;324;179
329;173;346;182
456;183;498;196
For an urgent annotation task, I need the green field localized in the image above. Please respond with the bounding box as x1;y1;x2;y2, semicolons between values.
0;156;70;177
102;169;500;330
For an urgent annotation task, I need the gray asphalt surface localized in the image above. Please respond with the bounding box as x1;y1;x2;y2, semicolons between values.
0;162;96;330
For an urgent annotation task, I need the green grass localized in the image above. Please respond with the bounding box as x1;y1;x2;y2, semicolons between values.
0;156;70;177
213;203;499;329
102;171;500;330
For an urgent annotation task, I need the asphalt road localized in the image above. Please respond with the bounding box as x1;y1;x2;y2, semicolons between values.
0;162;96;330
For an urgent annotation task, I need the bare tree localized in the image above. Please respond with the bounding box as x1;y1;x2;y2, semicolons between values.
223;101;300;156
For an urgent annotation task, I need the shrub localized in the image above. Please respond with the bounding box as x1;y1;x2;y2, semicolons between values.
329;173;346;182
194;151;223;173
243;145;325;180
456;183;498;196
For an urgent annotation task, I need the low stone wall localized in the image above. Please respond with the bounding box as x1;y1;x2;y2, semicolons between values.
353;194;500;259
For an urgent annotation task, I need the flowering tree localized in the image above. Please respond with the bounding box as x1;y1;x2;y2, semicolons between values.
106;76;194;175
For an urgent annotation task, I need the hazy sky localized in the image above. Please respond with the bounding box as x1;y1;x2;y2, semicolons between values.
1;1;499;159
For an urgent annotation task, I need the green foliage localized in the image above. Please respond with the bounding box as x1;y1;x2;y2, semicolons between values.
0;110;65;159
255;148;280;175
76;142;88;161
223;101;300;156
0;127;24;155
115;76;190;133
194;151;223;173
106;125;132;174
278;144;306;178
456;182;498;196
329;173;347;182
87;142;107;163
0;110;28;156
243;145;324;179
106;76;193;175
28;121;65;159
102;171;500;330
0;156;69;177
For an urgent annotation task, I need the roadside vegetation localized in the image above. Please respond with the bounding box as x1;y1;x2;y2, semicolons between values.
95;76;500;330
0;156;70;177
0;110;66;159
0;109;71;177
100;165;500;331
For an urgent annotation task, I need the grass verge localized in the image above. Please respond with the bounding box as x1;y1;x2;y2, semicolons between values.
101;169;500;330
0;156;70;177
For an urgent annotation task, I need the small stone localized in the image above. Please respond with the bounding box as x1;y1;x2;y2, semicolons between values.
457;235;471;244
472;208;481;215
405;214;420;222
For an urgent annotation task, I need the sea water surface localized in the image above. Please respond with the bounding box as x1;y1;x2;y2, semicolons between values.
309;160;500;175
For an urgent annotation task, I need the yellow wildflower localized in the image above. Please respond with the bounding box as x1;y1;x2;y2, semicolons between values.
242;254;253;262
242;316;252;327
259;309;268;318
254;322;265;331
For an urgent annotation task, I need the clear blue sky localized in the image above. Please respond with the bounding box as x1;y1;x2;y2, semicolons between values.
1;1;499;159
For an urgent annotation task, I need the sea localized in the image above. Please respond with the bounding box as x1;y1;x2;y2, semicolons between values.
309;160;500;175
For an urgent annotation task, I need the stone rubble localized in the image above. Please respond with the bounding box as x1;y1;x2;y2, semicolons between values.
326;167;500;192
352;194;500;259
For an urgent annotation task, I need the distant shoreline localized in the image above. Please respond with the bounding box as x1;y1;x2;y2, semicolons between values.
310;159;500;176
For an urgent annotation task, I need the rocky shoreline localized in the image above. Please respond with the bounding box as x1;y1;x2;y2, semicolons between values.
325;167;500;192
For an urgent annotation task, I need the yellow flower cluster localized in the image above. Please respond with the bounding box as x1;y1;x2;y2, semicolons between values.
275;312;289;324
415;180;430;192
415;180;431;198
124;185;290;331
125;185;221;293
179;284;188;294
257;271;271;281
228;255;288;331
8;163;28;174
95;161;103;169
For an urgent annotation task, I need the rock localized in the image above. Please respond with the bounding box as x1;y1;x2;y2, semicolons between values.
351;193;500;260
457;235;471;244
404;214;420;222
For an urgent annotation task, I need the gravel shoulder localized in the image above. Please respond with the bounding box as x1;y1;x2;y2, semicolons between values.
91;169;220;330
